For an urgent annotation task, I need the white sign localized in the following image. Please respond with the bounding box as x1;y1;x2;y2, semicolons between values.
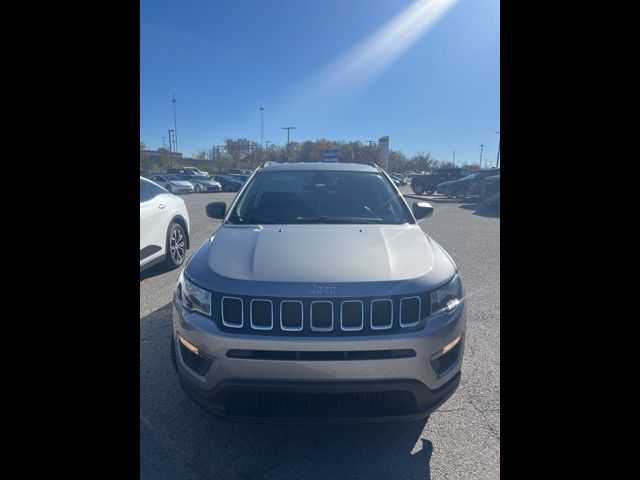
324;149;339;162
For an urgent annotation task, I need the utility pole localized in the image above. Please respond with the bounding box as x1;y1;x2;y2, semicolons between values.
365;140;376;147
281;127;296;162
479;144;485;169
453;150;456;166
495;131;500;168
161;136;166;149
168;129;174;168
172;94;178;155
259;107;264;151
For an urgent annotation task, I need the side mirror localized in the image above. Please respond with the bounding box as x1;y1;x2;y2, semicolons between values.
412;201;434;220
206;202;227;219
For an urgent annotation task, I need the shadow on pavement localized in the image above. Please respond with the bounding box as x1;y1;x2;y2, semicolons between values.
459;202;500;218
140;263;174;282
140;302;434;480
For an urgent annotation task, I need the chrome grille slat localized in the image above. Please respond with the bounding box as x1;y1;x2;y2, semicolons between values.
250;299;274;330
400;296;421;327
340;300;364;331
310;301;334;332
221;296;244;328
280;300;304;331
370;299;393;330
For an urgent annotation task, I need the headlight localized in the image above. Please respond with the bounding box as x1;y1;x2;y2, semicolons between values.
431;274;463;315
179;272;212;316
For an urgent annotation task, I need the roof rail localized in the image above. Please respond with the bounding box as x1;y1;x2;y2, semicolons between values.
366;162;382;170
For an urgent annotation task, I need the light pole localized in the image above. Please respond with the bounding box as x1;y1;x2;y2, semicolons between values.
452;150;456;166
479;144;485;169
282;126;296;162
495;131;500;168
168;129;175;168
171;94;178;154
259;107;264;150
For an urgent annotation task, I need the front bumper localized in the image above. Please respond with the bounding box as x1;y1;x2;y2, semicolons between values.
172;297;466;422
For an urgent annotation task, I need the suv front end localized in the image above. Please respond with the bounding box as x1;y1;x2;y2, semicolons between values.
172;162;466;422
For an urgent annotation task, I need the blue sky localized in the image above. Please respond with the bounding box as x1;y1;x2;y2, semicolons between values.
141;0;500;165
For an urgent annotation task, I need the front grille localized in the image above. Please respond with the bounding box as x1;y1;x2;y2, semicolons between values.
222;390;417;417
213;293;430;336
227;349;417;361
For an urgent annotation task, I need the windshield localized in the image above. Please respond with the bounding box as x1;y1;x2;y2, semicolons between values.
227;170;413;225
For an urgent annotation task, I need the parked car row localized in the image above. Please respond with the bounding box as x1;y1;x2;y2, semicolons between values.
140;166;255;194
410;167;500;202
437;169;500;200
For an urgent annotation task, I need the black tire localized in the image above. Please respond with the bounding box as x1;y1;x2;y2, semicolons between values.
412;183;425;195
194;184;201;193
164;222;187;269
425;188;435;196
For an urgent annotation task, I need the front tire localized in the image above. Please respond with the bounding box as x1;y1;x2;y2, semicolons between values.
412;183;425;195
164;222;187;269
194;184;202;193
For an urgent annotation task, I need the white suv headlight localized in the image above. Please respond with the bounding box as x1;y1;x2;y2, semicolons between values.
179;272;212;316
431;274;462;315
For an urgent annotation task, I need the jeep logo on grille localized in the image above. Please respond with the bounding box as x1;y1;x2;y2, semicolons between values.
309;285;336;296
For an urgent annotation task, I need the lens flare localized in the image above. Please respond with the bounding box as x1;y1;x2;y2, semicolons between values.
309;0;459;98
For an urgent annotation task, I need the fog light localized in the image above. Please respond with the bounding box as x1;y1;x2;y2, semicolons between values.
442;335;462;354
178;335;199;355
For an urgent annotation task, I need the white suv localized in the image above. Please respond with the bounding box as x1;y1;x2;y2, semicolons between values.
140;177;190;271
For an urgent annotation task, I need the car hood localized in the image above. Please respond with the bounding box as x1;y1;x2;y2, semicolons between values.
185;224;457;297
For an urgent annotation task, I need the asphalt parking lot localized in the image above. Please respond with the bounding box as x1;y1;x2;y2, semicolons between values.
140;187;500;479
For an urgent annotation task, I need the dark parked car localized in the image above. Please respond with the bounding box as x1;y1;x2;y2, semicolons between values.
229;174;250;183
481;175;500;205
391;173;407;186
212;175;243;192
437;169;500;199
411;168;470;195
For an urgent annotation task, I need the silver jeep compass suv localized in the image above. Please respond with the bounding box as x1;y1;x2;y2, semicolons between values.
172;162;466;422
